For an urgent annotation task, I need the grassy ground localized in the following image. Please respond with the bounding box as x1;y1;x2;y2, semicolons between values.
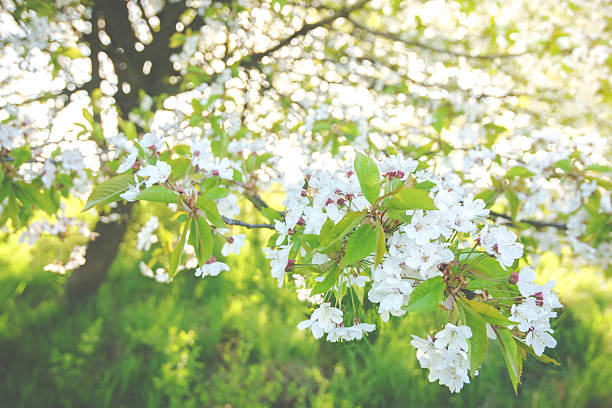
0;212;611;407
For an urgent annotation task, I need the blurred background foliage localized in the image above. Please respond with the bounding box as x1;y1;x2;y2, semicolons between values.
0;201;611;408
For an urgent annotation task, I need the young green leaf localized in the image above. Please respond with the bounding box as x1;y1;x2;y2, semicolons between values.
354;152;380;204
136;185;180;203
375;220;386;266
496;327;523;394
197;216;213;263
462;305;488;372
203;186;229;200
83;173;134;211
406;276;445;313
385;188;437;211
342;224;377;267
515;339;560;366
311;266;339;295
168;221;189;281
318;211;365;251
504;166;535;179
459;298;514;326
196;196;227;228
505;189;520;220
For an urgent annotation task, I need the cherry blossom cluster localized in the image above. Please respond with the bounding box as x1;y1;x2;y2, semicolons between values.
510;266;563;356
410;324;473;393
264;152;563;393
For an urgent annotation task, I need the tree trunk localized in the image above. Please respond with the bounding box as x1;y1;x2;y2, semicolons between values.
65;202;133;300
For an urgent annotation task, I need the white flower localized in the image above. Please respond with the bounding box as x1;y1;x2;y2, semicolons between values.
139;261;154;278
221;234;246;256
297;302;343;339
525;328;557;356
61;149;84;171
191;138;214;169
265;245;291;287
120;183;140;201
195;260;230;277
412;325;472;393
41;160;56;188
479;224;524;269
434;323;472;352
137;161;171;188
137;216;159;251
118;151;138;173
139;132;165;152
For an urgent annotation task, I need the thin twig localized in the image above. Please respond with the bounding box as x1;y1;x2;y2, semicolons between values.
221;216;274;230
348;17;527;60
489;210;567;230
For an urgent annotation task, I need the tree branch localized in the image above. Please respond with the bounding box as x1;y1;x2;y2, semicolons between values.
348;17;527;60
489;210;567;231
222;216;274;230
242;0;370;67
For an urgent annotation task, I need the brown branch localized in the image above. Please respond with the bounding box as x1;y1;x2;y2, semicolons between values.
489;210;567;231
348;17;527;60
221;216;274;230
242;0;370;67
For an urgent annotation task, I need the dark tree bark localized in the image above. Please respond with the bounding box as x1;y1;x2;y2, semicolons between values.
65;0;189;299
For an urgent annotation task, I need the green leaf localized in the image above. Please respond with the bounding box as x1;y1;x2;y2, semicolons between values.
460;298;514;326
461;305;488;372
168;221;189;281
497;327;523;394
553;159;571;172
515;339;560;366
354;153;380;204
474;189;499;208
385;188;437;211
458;253;508;278
505;189;520;220
10;146;31;168
136;185;180;203
415;180;436;190
197;216;213;264
15;183;59;215
261;207;282;222
196;196;226;228
375;220;386;266
318;211;365;251
342;224;377;267
504;166;535;179
203;186;229;200
585;164;612;173
432;104;450;132
311;266;339;295
406;276;445;313
83;173;134;211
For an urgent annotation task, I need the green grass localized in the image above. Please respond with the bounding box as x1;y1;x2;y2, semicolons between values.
0;220;611;407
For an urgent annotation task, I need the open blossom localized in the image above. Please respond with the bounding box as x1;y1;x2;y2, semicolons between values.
265;245;291;287
221;234;246;256
509;265;562;356
41;160;56;188
433;323;472;352
191;138;214;169
326;322;376;342
195;260;230;277
137;216;159;251
411;324;473;393
479;224;524;269
139;132;165;152
61;149;84;171
137;161;171;188
117;151;138;173
297;302;343;339
120;182;141;201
